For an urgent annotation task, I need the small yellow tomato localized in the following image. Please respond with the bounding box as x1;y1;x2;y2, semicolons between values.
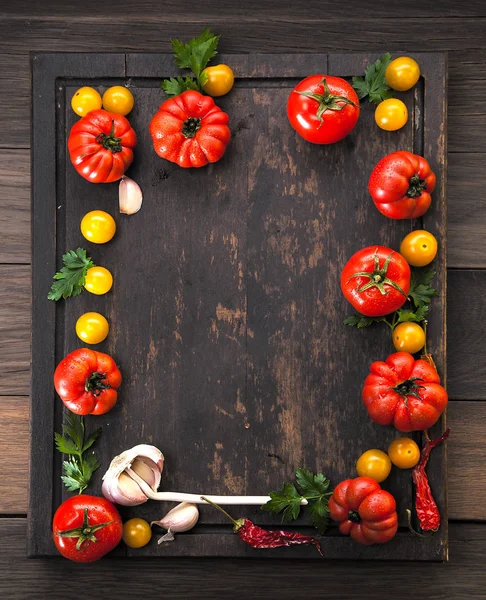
84;266;113;295
385;57;421;92
202;64;235;97
71;87;102;117
356;449;392;483
80;210;116;244
400;230;438;267
75;312;109;345
393;322;426;354
388;437;420;469
102;86;135;115
122;518;152;549
375;98;408;131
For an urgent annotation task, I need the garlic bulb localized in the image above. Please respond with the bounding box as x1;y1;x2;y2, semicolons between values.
119;176;143;215
102;444;164;506
102;444;308;507
152;503;199;544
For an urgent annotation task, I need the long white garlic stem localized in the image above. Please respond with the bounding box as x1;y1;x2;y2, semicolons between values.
125;468;308;506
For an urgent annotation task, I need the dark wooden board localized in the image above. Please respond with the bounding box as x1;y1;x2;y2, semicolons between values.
30;52;447;560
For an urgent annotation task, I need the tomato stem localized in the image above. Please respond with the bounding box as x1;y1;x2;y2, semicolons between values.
295;77;357;125
182;117;202;139
347;250;408;298
406;174;428;198
347;510;361;523
95;120;123;153
57;508;116;551
85;371;110;395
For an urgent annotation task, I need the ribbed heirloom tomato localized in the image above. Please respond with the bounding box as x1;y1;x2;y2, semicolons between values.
54;348;122;416
368;151;436;219
287;75;359;144
362;352;448;432
341;246;411;317
150;90;230;168
68;109;136;183
329;477;398;545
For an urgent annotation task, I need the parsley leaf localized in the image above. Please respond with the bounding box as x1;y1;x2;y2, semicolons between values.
48;248;94;301
409;267;439;308
352;53;393;105
344;315;383;328
162;28;220;95
395;305;429;325
54;413;102;494
161;76;200;97
262;469;332;533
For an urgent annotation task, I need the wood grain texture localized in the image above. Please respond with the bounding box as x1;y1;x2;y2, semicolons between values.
1;519;486;600
0;397;29;513
0;265;30;395
0;149;30;262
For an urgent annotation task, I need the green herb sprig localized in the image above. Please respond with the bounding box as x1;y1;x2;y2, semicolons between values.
161;28;220;97
262;468;332;534
54;413;102;494
352;53;393;105
48;248;94;301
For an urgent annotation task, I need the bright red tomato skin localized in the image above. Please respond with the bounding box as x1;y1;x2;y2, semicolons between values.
341;246;411;317
368;151;436;219
68;109;136;183
287;75;360;144
150;90;230;168
54;348;122;416
329;477;398;545
362;352;448;432
53;495;123;563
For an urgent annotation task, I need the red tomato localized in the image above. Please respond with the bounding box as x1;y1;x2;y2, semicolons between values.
341;246;411;317
368;151;436;219
68;109;136;183
150;90;230;168
362;352;448;432
329;477;398;545
53;495;122;562
54;348;122;416
287;75;360;144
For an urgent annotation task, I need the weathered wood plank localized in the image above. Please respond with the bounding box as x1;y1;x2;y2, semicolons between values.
0;150;484;269
0;149;30;262
0;265;30;396
0;397;29;513
4;0;486;18
447;270;486;400
1;518;486;598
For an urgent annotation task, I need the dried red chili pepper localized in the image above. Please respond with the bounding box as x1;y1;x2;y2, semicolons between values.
201;497;323;556
410;428;450;533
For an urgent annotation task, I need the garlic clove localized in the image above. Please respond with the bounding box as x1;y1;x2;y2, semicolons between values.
151;502;199;534
119;176;143;215
102;444;164;506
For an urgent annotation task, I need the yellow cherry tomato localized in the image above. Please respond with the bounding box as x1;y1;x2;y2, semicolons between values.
84;266;113;295
375;98;408;131
388;437;420;469
392;322;426;354
356;449;392;483
75;312;109;345
122;518;152;549
202;64;235;97
102;86;135;115
71;87;102;117
385;57;421;92
80;210;116;244
400;230;438;267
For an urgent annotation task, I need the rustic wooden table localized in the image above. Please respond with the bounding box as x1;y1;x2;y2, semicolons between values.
1;0;485;597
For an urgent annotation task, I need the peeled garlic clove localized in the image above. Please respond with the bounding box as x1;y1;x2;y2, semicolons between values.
102;444;164;506
152;502;199;534
119;175;143;215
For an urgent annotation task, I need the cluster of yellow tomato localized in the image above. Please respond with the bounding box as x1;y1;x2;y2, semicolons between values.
75;210;117;345
375;57;421;132
392;229;438;355
71;86;135;117
356;437;421;483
